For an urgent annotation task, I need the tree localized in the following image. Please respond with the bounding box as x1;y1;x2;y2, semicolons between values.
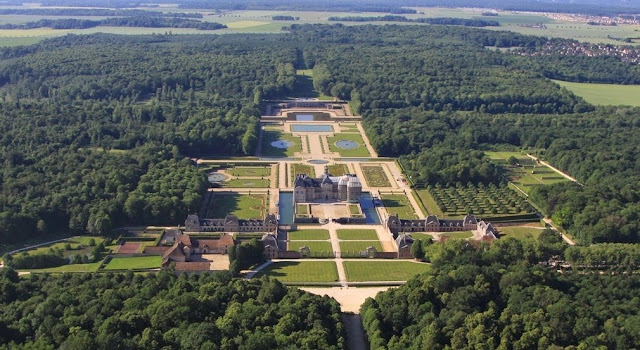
411;240;425;260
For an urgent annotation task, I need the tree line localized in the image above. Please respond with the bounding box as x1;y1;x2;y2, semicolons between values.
0;17;226;30
328;15;500;27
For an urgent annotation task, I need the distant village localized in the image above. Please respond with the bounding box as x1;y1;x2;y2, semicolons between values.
509;40;640;64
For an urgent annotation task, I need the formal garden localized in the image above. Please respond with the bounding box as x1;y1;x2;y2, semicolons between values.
256;261;339;282
381;193;419;219
204;193;267;219
328;163;349;176
262;130;301;157
485;151;569;194
290;163;315;182
343;261;431;282
361;165;391;187
327;133;370;157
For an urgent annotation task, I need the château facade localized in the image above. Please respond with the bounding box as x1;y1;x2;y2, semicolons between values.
294;166;362;203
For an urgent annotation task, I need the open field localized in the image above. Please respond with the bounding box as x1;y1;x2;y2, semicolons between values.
27;262;102;273
255;261;339;282
362;165;391;187
423;184;536;217
328;164;349;176
553;80;640;106
343;261;431;282
205;193;266;219
498;226;544;239
381;194;418;219
261;130;301;157
288;241;333;252
339;241;383;253
104;256;162;270
14;236;105;258
336;229;379;240
288;229;330;240
327;133;370;157
221;179;270;188
227;166;271;177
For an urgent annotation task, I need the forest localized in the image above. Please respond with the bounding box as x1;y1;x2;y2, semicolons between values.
0;24;639;247
0;270;345;349
0;17;226;31
362;235;640;349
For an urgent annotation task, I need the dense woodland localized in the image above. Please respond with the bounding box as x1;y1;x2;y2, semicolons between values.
362;235;640;349
0;17;226;31
0;24;639;247
0;271;345;349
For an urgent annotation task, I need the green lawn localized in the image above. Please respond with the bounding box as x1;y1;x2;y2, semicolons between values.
441;231;474;240
339;123;359;132
381;194;418;219
288;241;333;252
328;164;349;176
262;130;301;157
205;193;266;219
348;204;361;215
484;151;529;160
339;241;383;252
327;133;370;157
409;233;436;241
15;236;105;257
288;229;330;240
228;166;271;177
296;204;308;215
255;261;339;282
498;226;544;239
343;261;431;282
362;165;391;187
28;262;102;273
221;179;270;188
414;190;445;216
337;229;378;240
104;256;162;270
554;81;640;107
290;163;315;182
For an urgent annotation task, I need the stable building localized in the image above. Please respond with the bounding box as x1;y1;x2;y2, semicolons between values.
387;214;478;234
184;214;278;233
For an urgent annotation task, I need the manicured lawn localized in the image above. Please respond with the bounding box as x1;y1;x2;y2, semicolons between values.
409;233;436;241
288;229;330;240
228;166;271;177
343;261;431;282
261;130;301;157
255;261;339;282
328;164;349;176
553;80;640;107
362;165;391;187
337;229;379;240
348;204;361;215
498;226;544;239
327;133;370;157
288;241;333;252
290;163;315;182
339;241;383;252
205;193;266;219
30;262;102;273
104;256;162;270
221;179;270;188
441;231;474;240
484;151;529;160
382;194;418;219
414;190;445;216
296;204;308;215
340;123;359;132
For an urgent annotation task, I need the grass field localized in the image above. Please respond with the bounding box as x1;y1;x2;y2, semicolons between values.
553;80;640;106
362;165;391;187
441;231;474;240
104;256;162;270
261;130;301;157
498;226;544;239
414;190;445;216
227;166;271;177
290;163;315;182
296;204;308;215
288;241;333;252
15;236;105;258
256;261;339;282
343;261;431;282
381;194;418;219
327;133;370;157
339;241;383;252
288;229;330;240
221;179;270;188
29;262;102;273
205;193;266;219
409;233;436;241
348;204;361;215
328;164;349;176
336;229;379;240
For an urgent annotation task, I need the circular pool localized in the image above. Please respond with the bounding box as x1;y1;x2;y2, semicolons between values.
207;172;227;183
335;140;359;149
308;159;329;164
271;140;294;149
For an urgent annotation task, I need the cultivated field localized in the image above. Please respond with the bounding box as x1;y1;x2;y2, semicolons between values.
336;229;379;240
343;261;431;282
362;165;391;187
553;80;640;106
104;256;162;270
288;229;330;240
205;193;267;219
381;194;419;219
256;261;339;282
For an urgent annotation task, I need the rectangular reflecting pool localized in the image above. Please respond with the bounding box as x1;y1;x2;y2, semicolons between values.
360;192;381;225
295;114;314;121
291;124;333;132
278;192;294;225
